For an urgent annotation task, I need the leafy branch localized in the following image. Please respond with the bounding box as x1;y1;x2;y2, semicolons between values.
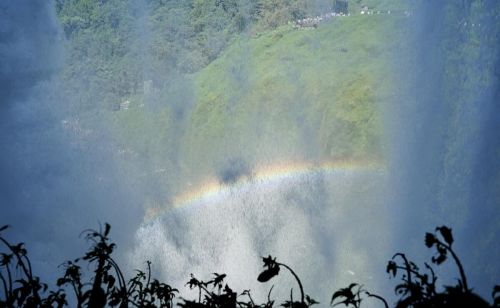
257;255;318;307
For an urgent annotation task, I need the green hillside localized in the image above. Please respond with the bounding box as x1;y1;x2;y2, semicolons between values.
114;15;404;184
55;0;407;199
188;15;394;163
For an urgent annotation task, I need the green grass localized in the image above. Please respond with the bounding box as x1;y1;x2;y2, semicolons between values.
111;11;406;183
182;14;402;173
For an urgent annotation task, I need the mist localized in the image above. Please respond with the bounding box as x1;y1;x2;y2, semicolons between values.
385;1;500;298
0;0;142;284
1;0;498;306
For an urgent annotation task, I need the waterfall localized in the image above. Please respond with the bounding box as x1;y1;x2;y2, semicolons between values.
385;1;500;298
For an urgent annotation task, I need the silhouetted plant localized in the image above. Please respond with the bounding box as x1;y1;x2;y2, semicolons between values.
56;223;128;307
127;261;178;307
329;225;498;308
1;223;498;307
238;288;275;308
40;289;67;308
56;261;84;307
425;226;469;290
330;283;388;308
385;225;491;308
385;253;438;306
1;223;179;307
61;223;178;307
179;273;239;307
257;255;318;308
0;225;48;307
330;283;363;308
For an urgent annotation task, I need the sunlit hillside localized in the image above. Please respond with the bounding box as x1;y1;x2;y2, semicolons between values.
106;5;407;201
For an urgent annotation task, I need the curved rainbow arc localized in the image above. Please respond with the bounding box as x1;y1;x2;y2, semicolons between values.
144;158;384;220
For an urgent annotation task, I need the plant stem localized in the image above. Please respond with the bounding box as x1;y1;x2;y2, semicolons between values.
446;244;469;292
435;238;469;292
0;272;8;302
365;292;389;308
277;262;304;303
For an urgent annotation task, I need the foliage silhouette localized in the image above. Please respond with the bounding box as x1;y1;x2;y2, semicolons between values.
257;255;318;308
179;273;239;307
0;223;178;307
330;283;388;308
0;223;498;307
334;226;497;308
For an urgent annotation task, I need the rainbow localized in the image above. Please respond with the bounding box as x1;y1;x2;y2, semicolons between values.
144;158;384;220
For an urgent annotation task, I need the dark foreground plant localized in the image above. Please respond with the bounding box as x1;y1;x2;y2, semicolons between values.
256;255;319;308
1;223;498;307
386;226;491;308
179;273;237;307
333;225;498;308
0;224;178;307
330;283;388;308
0;225;53;307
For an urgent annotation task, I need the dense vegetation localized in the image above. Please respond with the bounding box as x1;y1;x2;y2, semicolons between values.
1;223;498;307
54;0;409;207
55;0;335;110
52;0;500;199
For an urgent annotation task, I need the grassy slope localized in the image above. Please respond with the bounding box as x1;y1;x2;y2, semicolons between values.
182;14;401;177
111;9;406;188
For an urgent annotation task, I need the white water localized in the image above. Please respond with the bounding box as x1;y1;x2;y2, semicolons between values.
129;169;391;302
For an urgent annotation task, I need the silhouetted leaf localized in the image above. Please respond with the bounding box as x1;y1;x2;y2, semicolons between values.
436;226;453;246
425;233;435;248
56;278;69;287
0;225;9;232
331;283;358;306
12;243;27;256
421;274;428;285
387;261;397;277
212;273;226;286
432;254;447;265
0;253;12;266
306;294;319;305
186;274;201;289
224;284;233;295
104;223;111;237
107;275;115;289
258;266;280;282
263;255;277;268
